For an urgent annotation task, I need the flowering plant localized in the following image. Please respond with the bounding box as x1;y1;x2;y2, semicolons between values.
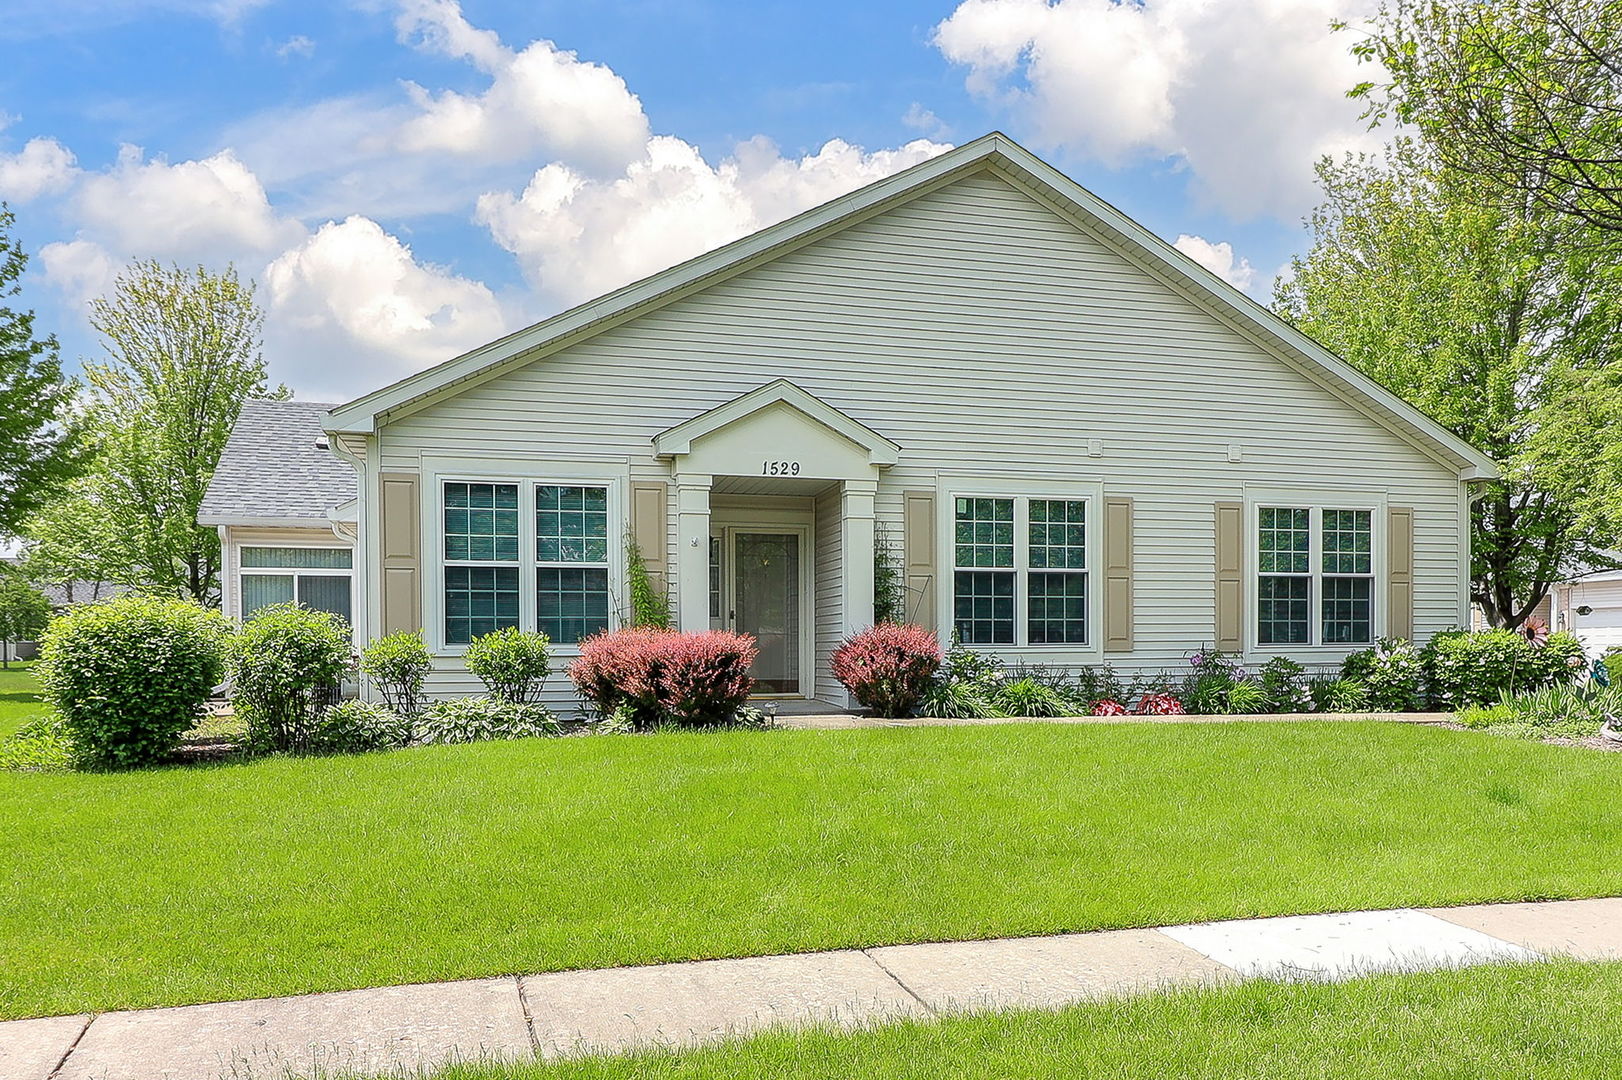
1089;697;1129;716
1134;692;1186;716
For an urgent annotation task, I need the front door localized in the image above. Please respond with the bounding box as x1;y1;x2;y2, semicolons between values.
731;531;803;694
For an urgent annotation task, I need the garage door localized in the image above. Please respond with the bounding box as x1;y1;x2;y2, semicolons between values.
1572;602;1622;655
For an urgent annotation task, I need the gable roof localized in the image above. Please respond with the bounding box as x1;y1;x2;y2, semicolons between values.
653;379;901;465
325;132;1498;481
199;399;358;527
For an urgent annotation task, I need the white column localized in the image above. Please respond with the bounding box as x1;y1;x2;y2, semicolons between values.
840;478;879;637
675;473;713;632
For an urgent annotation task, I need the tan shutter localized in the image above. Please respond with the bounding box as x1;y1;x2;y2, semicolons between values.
1387;506;1414;642
1103;496;1134;652
1214;501;1244;652
379;474;421;635
903;490;936;628
630;481;669;585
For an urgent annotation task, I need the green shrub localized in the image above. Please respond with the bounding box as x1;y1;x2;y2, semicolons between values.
228;603;353;754
307;700;407;754
359;630;431;719
1607;648;1622;686
464;627;551;703
1422;629;1587;709
0;714;75;771
1312;677;1371;714
39;595;228;768
1070;663;1126;705
1257;656;1312;712
1341;638;1425;711
417;696;559;744
916;680;1004;719
995;676;1076;717
1224;680;1267;714
1182;649;1245;714
625;534;672;629
1457;682;1620;740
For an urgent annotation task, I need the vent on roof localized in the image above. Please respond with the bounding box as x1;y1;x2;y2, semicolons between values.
313;438;329;450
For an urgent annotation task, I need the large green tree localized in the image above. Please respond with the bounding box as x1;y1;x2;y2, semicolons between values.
1350;0;1622;236
19;476;125;603
0;206;85;535
84;261;285;605
1276;140;1622;627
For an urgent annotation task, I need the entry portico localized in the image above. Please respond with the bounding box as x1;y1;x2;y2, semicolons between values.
654;380;898;698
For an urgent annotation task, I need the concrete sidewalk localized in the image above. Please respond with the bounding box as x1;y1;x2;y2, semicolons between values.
6;897;1620;1080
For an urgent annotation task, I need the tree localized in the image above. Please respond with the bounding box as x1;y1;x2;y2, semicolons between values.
1349;0;1622;236
0;572;52;669
18;476;125;604
83;261;285;605
0;205;85;536
1276;139;1622;627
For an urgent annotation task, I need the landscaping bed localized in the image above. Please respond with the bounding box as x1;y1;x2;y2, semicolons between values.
3;720;1621;1020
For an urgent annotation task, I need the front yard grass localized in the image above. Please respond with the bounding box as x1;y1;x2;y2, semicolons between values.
3;720;1621;1019
0;663;45;740
421;960;1622;1079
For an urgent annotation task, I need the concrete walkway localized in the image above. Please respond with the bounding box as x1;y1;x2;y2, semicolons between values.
5;897;1620;1080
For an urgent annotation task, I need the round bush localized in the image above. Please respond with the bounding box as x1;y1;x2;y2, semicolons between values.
39;595;228;768
309;699;407;754
464;627;551;703
228;603;352;754
830;623;942;718
359;630;431;720
1341;638;1425;711
568;628;758;729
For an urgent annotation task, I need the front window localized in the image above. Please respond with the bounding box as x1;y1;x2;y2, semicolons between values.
441;480;614;648
241;546;353;624
535;484;611;644
953;495;1089;647
1257;506;1374;647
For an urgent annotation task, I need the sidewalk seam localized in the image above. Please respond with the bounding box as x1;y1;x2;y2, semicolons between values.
513;975;540;1055
45;1013;93;1080
860;949;936;1016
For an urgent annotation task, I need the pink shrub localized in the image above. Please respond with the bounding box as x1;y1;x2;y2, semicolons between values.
1089;698;1129;716
568;628;757;728
1134;692;1186;716
830;623;942;718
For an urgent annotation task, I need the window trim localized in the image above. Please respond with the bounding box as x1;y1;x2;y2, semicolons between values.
935;477;1104;661
1244;489;1386;657
422;459;627;657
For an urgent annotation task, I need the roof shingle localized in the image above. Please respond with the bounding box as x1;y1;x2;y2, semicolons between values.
199;400;356;524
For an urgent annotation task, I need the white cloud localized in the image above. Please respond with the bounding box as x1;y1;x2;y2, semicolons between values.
0;136;78;202
74;146;304;259
1173;234;1255;291
477;135;951;307
265;215;508;391
933;0;1382;220
275;34;315;59
392;0;649;174
38;238;119;308
903;102;953;140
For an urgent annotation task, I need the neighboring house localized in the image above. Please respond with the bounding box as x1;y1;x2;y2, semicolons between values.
0;557;120;662
1554;568;1622;656
198;399;358;627
215;133;1498;712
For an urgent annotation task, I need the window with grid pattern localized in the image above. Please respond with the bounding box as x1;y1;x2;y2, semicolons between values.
1027;499;1087;644
953;497;1016;644
1257;507;1311;645
1321;509;1373;644
535;484;611;643
443;482;521;645
952;495;1091;647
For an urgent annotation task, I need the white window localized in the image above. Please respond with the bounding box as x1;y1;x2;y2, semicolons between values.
952;495;1089;647
241;546;353;624
1257;506;1375;647
440;480;613;647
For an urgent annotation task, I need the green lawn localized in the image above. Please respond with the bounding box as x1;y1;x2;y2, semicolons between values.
418;960;1622;1079
2;721;1621;1019
0;663;45;740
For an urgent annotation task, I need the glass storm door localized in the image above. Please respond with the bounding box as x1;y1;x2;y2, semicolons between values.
732;531;802;694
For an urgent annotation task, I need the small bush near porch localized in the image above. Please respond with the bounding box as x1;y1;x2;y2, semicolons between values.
3;721;1622;1019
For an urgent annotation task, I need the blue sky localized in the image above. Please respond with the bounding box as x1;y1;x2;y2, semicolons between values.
0;0;1384;400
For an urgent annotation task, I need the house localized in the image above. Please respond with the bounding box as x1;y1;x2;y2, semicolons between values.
207;133;1497;713
1554;567;1622;656
198;399;358;626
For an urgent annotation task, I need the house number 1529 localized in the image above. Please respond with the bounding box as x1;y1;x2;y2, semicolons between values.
762;461;801;476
